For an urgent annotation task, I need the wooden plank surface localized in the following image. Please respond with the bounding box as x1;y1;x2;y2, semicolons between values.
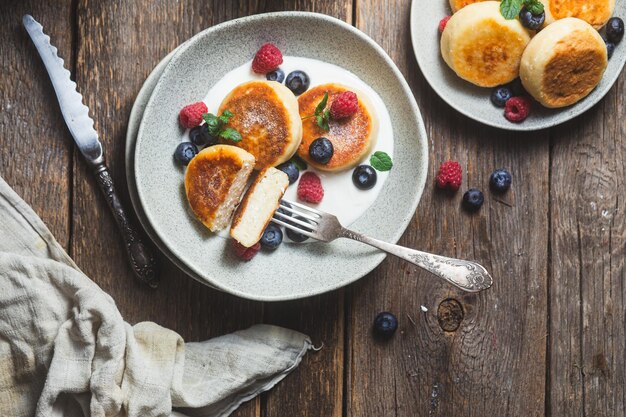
349;0;550;415
0;0;74;249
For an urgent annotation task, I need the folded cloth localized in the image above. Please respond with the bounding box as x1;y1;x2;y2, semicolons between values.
0;176;311;417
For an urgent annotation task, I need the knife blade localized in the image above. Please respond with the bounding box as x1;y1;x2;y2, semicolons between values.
23;14;158;288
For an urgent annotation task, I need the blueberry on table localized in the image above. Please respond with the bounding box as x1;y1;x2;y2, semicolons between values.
606;17;624;44
277;161;300;184
173;142;198;165
489;169;512;193
490;86;513;108
352;165;377;190
266;68;285;83
261;224;283;249
309;137;334;164
518;7;545;31
285;70;310;95
189;124;216;147
462;188;484;212
373;312;398;338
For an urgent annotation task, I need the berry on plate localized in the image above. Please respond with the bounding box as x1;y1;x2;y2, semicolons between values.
435;160;462;192
285;215;311;243
308;137;334;164
266;68;285;83
173;142;198;166
504;96;531;123
179;102;207;129
373;312;398;338
277;161;300;184
260;224;283;250
352;165;377;190
286;70;310;95
518;6;545;31
189;124;217;148
297;172;324;204
490;169;512;193
490;86;513;108
329;91;358;119
606;17;624;44
605;39;616;59
252;43;283;74
232;239;261;261
438;16;451;34
462;188;484;212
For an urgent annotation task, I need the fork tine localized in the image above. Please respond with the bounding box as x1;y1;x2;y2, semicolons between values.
280;199;323;216
273;211;317;229
270;218;317;238
275;205;319;223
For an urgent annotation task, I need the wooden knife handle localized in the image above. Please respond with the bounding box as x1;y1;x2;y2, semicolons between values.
93;163;158;288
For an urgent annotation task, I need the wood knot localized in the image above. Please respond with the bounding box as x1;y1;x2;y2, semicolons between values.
437;299;464;332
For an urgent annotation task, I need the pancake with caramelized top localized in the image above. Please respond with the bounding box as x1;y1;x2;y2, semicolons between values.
520;18;607;108
297;84;378;172
449;0;487;13
441;1;532;87
218;80;302;170
540;0;615;29
184;145;255;232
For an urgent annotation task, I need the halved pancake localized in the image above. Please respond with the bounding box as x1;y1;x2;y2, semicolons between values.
449;0;487;13
184;145;255;232
297;84;378;172
540;0;615;29
441;1;532;87
520;18;607;108
230;167;289;247
218;80;302;170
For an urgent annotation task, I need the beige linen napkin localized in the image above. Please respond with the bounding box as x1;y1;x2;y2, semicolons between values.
0;176;311;417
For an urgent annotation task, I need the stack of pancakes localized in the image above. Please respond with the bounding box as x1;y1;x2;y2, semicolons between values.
441;0;611;107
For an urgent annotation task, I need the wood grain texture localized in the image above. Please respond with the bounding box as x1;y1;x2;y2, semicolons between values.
0;0;73;249
549;71;626;415
348;0;550;415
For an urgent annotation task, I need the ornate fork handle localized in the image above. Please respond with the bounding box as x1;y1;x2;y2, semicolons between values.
341;229;492;292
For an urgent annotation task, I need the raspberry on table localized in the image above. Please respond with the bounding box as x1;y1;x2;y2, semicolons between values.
330;91;358;120
504;96;531;123
438;16;451;34
252;43;283;74
297;171;324;204
435;160;462;192
179;102;207;129
232;239;261;261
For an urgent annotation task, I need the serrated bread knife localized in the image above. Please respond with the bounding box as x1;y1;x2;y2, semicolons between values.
23;15;158;288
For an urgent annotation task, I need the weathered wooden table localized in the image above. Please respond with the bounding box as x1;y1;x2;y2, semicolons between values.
1;1;624;415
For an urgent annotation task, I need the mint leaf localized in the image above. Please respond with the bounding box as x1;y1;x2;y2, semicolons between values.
370;151;393;171
316;113;329;132
203;113;221;136
218;109;233;124
291;155;308;171
315;92;329;116
500;0;523;19
525;0;544;15
219;127;242;142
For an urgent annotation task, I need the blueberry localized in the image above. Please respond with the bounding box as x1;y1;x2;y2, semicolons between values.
352;165;377;190
518;7;545;31
462;188;484;212
606;17;624;44
266;68;285;83
189;124;216;147
309;137;334;164
373;312;398;338
508;78;526;96
285;70;310;95
285;216;310;243
173;142;198;165
260;224;283;249
277;161;300;184
276;201;292;218
489;169;512;193
490;86;513;108
605;39;616;59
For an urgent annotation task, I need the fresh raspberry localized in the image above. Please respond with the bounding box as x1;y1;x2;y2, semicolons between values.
179;102;207;129
435;160;462;192
330;91;358;120
438;16;451;34
232;240;261;261
504;96;531;123
297;172;324;204
252;43;283;74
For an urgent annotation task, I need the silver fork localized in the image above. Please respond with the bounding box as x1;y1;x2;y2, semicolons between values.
272;199;493;292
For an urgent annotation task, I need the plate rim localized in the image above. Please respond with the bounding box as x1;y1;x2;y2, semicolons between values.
133;11;429;301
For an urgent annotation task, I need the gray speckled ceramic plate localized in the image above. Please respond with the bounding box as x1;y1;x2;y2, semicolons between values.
410;0;626;131
133;12;428;301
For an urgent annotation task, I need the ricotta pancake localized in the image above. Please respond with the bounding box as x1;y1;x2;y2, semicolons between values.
540;0;615;29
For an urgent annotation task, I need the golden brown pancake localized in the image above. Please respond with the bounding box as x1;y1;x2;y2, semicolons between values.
441;1;532;87
540;0;615;29
184;145;255;232
449;0;488;13
297;84;378;172
520;18;608;108
218;80;302;170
